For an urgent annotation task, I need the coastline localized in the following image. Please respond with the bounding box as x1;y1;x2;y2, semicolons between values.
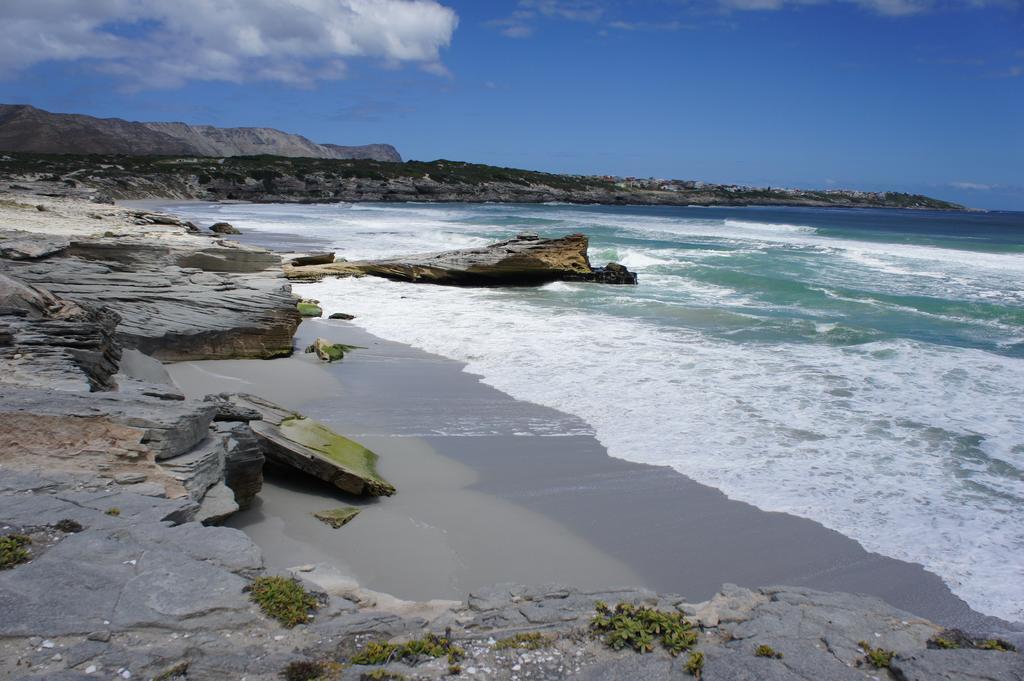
2;188;1020;680
169;320;1013;633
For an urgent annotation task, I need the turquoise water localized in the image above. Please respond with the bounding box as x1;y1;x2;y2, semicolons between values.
169;200;1024;622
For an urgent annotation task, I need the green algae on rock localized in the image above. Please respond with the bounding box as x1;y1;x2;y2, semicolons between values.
313;506;361;528
297;300;323;317
304;337;364;362
250;414;395;496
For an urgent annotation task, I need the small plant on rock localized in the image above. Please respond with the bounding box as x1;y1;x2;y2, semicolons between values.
684;651;705;678
978;639;1014;652
154;662;189;681
282;660;324;681
249;576;319;628
0;534;31;570
858;641;894;668
930;636;959;649
590;601;698;656
361;671;407;681
350;633;463;667
53;518;83;533
494;632;553;650
754;644;783;659
105;507;121;516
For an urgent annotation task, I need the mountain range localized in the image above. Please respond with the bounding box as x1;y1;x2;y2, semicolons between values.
0;104;401;162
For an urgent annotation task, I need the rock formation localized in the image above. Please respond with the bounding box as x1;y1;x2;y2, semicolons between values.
0;104;402;161
0;229;300;361
213;393;395;497
286;233;638;287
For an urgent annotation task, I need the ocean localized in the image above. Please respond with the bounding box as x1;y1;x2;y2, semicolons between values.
167;200;1024;623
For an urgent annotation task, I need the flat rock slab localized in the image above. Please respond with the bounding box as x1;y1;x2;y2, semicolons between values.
286;232;637;286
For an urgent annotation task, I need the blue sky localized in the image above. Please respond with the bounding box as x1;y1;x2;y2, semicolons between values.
0;0;1021;209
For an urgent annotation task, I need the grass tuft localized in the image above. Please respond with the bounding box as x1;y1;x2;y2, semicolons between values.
494;632;553;651
684;651;705;677
754;644;783;659
53;518;83;533
249;576;319;628
590;601;698;656
350;633;463;667
0;534;31;570
105;507;121;516
282;660;324;681
858;641;894;668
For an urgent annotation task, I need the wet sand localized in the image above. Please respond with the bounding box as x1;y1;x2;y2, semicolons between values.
168;320;1011;631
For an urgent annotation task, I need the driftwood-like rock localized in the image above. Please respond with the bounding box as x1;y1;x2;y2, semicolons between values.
220;393;395;497
290;252;335;266
285;232;637;286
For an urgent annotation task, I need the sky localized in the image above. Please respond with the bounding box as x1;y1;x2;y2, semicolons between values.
0;0;1021;209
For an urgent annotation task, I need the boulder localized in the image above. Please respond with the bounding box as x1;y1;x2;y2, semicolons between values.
0;234;301;360
209;221;240;235
304;337;361;362
297;299;322;317
328;312;355;320
284;232;638;286
220;393;394;496
290;252;335;267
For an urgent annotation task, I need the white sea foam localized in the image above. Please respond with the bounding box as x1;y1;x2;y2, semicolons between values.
166;200;1024;622
301;276;1024;622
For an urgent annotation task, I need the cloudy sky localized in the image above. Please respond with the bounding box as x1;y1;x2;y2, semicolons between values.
0;0;1021;208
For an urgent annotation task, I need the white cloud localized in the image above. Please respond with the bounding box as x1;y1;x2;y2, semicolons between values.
951;181;993;190
0;0;458;88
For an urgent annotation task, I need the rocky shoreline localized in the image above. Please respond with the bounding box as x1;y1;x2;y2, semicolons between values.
0;189;1019;680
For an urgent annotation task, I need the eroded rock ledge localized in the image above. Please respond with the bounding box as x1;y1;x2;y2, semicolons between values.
285;233;639;286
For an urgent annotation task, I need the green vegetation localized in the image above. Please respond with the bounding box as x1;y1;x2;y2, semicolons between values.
0;151;964;210
350;633;464;667
930;637;959;649
312;507;360;528
589;601;698;656
279;416;395;496
0;534;31;569
282;660;325;681
249;576;319;628
105;507;121;516
858;641;894;668
297;301;323;317
53;518;83;533
684;651;705;677
978;639;1014;652
494;632;553;650
361;671;407;681
754;644;783;659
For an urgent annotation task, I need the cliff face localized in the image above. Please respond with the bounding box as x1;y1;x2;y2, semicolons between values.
0;104;401;162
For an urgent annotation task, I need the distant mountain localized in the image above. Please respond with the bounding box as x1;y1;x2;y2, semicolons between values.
0;104;401;162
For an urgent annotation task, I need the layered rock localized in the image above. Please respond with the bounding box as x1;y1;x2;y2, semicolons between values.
0;274;121;391
209;393;396;497
0;231;300;360
286;233;638;287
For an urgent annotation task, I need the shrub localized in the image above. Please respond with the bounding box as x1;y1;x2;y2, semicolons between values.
754;644;783;659
494;632;553;650
858;641;894;668
54;518;84;533
350;633;463;667
684;651;705;677
249;576;319;628
0;534;31;569
590;601;698;656
282;660;324;681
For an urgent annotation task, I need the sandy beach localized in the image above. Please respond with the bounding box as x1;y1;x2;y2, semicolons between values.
168;319;1009;632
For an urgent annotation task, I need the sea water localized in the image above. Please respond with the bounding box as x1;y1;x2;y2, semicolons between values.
168;200;1024;622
